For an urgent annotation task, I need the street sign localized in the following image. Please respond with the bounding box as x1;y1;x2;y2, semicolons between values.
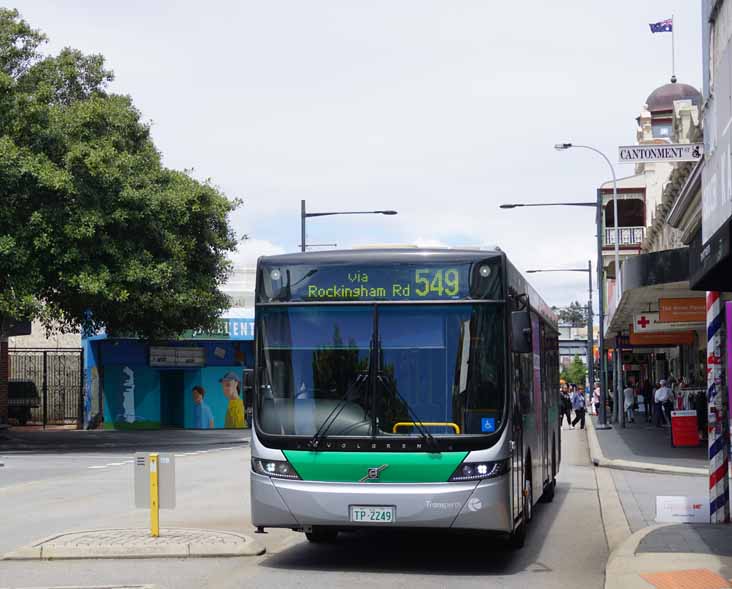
134;453;176;509
618;143;703;163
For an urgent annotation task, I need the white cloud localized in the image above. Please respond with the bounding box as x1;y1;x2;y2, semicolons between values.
229;238;285;268
16;0;702;310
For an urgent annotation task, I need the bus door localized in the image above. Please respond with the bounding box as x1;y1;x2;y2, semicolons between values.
530;313;545;492
511;352;524;524
539;322;550;485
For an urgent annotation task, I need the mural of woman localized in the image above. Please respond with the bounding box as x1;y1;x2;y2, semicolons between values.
220;371;246;428
192;385;214;429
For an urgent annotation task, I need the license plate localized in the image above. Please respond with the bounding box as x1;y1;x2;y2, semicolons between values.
349;505;396;523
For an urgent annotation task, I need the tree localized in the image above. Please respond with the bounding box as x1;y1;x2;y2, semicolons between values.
561;355;587;387
553;301;587;327
0;9;239;338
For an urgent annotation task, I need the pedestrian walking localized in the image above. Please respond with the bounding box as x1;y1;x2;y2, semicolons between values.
642;379;653;422
654;380;672;427
571;387;586;429
592;383;600;416
560;387;572;427
623;381;635;423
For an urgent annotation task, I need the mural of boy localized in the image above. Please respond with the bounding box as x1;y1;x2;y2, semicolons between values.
220;371;246;429
192;385;214;429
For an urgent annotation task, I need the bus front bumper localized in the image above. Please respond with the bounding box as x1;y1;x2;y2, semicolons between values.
251;472;512;532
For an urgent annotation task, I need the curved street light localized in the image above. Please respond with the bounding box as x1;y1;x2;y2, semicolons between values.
499;199;610;429
554;142;623;427
300;200;398;251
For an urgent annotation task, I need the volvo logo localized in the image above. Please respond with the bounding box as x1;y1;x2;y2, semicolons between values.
360;464;389;482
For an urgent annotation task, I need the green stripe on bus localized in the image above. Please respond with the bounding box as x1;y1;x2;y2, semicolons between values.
282;450;468;483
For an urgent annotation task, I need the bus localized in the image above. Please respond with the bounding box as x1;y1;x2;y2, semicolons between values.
250;248;559;548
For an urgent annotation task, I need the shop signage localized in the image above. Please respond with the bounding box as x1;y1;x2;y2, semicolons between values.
618;143;703;163
702;35;732;243
628;326;694;346
632;312;701;333
149;346;206;368
656;496;709;523
182;318;254;341
659;298;706;323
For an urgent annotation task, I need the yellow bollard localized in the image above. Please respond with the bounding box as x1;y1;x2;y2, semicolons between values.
149;452;160;537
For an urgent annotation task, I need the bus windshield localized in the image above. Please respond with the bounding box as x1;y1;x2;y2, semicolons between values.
256;304;505;438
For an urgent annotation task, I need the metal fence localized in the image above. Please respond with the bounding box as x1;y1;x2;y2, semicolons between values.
604;226;645;246
8;348;84;426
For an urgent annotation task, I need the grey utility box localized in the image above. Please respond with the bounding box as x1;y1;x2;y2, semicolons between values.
134;453;176;509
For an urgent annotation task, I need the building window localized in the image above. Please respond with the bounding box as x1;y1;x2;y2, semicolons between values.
652;123;673;138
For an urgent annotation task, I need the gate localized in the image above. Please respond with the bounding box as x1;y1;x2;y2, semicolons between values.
8;348;84;426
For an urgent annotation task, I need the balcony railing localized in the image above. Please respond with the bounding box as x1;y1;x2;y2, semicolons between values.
604;226;645;246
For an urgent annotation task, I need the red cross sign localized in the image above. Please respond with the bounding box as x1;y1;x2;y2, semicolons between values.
637;316;650;329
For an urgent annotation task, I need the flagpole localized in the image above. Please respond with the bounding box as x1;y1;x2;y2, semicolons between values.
671;14;676;80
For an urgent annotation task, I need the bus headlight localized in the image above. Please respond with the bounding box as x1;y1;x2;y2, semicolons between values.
449;459;509;481
252;458;301;480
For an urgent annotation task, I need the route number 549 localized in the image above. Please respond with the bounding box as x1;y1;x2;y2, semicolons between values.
414;269;459;297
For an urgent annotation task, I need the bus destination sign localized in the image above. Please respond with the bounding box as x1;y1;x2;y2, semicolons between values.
305;267;464;300
259;261;502;302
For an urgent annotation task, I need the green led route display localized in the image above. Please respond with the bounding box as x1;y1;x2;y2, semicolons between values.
258;259;503;302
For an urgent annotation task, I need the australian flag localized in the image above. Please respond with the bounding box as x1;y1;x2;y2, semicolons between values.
649;18;673;33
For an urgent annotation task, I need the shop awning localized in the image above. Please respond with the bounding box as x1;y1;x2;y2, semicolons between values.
606;247;705;341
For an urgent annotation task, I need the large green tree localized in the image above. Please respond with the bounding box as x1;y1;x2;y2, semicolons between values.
553;301;588;327
561;355;587;387
0;9;239;338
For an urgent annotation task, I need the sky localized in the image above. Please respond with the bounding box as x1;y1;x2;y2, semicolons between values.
10;0;703;310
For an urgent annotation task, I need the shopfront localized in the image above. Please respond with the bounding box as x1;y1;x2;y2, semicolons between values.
83;316;255;430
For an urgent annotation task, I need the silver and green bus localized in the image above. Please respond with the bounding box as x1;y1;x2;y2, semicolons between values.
250;248;559;547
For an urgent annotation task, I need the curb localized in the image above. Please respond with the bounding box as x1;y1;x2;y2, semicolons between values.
603;523;732;589
592;453;632;554
587;417;706;477
2;528;265;560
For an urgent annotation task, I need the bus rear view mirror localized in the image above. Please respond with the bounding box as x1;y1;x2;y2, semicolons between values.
511;311;532;354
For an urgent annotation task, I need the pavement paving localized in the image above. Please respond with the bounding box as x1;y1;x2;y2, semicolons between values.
605;523;732;589
3;528;263;559
587;415;706;475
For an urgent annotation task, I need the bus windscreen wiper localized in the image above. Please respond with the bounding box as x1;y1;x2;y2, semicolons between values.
307;373;368;449
376;373;440;453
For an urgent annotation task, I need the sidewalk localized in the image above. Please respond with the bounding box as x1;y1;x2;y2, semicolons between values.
589;414;706;475
586;417;732;588
606;524;732;589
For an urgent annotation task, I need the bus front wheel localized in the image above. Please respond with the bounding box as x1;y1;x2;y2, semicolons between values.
305;527;338;543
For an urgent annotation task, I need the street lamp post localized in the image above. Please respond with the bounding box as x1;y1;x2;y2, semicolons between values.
499;200;610;429
526;260;594;393
555;143;622;425
300;200;398;252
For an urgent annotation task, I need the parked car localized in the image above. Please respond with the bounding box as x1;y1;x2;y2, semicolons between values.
8;379;40;425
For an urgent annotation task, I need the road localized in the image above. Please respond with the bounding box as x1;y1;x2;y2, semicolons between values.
0;428;607;588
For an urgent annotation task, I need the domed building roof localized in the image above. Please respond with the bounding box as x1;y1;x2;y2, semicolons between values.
645;77;701;112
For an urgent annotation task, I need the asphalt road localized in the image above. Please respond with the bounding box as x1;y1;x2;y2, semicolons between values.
0;427;608;588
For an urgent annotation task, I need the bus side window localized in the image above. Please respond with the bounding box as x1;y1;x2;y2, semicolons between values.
513;353;531;414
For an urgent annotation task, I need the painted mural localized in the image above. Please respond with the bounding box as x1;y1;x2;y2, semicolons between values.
100;339;252;430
